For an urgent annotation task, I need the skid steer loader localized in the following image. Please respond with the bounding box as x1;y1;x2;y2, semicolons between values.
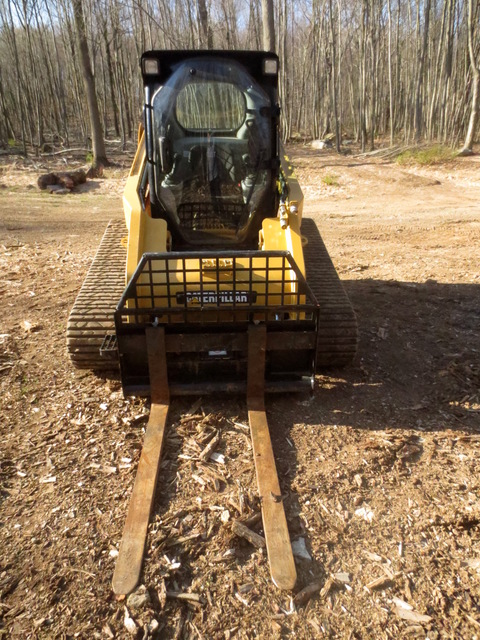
67;50;357;595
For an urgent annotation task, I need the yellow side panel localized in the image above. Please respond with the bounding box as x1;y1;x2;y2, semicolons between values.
123;131;168;283
123;132;146;235
261;214;306;277
125;210;168;284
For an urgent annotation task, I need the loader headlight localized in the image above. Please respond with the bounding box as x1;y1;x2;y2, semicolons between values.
143;57;160;75
263;58;278;75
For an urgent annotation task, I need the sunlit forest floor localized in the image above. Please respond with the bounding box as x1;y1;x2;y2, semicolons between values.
1;143;480;639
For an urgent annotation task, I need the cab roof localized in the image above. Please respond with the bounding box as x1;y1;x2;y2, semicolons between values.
140;50;279;92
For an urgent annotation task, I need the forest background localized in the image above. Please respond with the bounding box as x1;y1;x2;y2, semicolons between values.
0;0;478;160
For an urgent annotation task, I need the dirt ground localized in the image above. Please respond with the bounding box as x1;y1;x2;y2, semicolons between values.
1;144;479;639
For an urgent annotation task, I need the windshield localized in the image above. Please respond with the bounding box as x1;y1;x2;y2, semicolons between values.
151;58;272;241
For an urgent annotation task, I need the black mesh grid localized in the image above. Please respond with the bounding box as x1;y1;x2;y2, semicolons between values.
177;201;246;230
116;250;318;328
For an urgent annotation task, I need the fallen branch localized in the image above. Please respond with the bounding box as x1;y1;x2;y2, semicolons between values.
293;581;322;607
40;147;91;156
231;520;266;549
166;591;204;606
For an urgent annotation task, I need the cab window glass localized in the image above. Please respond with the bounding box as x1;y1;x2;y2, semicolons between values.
176;82;245;131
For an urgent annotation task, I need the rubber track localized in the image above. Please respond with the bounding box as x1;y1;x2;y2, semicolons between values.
66;220;127;370
301;218;358;368
67;218;356;371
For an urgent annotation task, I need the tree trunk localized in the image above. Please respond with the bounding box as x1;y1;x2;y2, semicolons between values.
369;0;377;151
248;0;262;50
5;0;28;154
460;0;479;153
72;0;108;167
197;0;213;48
262;0;275;51
414;0;431;142
359;0;368;152
387;0;394;145
329;0;341;152
0;65;14;145
100;15;120;138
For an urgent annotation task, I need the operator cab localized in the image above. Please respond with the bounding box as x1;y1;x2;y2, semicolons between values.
141;51;280;247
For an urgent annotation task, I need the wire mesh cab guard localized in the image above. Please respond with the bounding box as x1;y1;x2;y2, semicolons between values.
177;201;246;230
115;250;319;396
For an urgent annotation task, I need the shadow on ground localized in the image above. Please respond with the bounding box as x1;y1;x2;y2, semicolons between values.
269;277;479;439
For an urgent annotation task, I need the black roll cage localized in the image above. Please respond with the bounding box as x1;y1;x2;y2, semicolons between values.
140;50;281;249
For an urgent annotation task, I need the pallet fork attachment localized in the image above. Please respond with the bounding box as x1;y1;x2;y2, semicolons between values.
112;324;297;595
112;328;170;595
247;325;297;590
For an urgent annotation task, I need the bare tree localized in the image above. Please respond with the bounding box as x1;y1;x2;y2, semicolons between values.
262;0;275;51
72;0;108;166
329;0;341;151
1;0;28;154
0;64;15;146
197;0;213;48
0;0;478;151
387;0;394;145
414;0;432;142
460;0;480;154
